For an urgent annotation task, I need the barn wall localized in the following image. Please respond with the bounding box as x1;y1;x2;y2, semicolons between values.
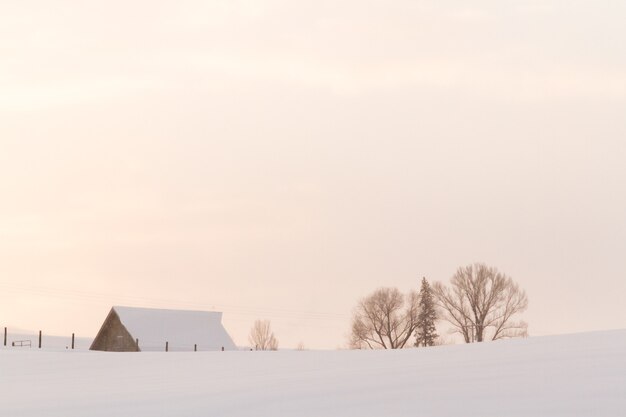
90;310;139;352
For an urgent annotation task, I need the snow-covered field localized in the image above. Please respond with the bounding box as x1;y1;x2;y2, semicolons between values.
2;329;625;416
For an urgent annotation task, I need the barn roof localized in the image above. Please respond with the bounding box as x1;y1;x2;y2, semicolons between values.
112;306;236;351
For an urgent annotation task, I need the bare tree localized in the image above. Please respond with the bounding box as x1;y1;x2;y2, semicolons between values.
350;287;419;349
433;263;528;343
248;320;279;351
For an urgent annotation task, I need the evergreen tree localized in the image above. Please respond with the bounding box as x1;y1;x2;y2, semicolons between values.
415;277;438;347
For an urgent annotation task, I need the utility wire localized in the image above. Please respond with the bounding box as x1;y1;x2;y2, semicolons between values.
0;281;351;325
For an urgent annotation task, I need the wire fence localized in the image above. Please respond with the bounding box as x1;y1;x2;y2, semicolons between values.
1;326;246;352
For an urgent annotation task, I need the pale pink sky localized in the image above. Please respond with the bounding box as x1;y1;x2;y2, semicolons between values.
1;1;625;349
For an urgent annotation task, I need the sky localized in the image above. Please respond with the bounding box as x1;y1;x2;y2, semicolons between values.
1;0;625;349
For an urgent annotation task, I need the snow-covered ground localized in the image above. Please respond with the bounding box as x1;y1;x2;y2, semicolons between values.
1;329;625;416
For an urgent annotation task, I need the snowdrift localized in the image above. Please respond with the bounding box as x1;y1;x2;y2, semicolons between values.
1;329;625;416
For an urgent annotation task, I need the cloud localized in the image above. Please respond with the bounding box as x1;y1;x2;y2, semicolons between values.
171;50;626;100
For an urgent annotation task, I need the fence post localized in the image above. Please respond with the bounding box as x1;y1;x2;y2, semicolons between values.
71;333;75;349
165;341;168;352
194;344;197;352
136;338;139;352
38;331;42;349
3;327;6;346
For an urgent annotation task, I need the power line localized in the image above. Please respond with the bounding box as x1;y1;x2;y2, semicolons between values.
0;281;351;323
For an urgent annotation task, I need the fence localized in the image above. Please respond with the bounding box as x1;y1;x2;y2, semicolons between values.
3;327;229;352
138;340;227;352
2;327;79;350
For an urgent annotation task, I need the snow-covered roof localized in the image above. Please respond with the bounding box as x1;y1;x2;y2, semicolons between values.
113;306;236;351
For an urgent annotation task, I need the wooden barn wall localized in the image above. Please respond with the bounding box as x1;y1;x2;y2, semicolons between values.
90;310;138;352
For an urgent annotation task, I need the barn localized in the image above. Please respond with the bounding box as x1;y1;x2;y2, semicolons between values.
89;306;237;352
